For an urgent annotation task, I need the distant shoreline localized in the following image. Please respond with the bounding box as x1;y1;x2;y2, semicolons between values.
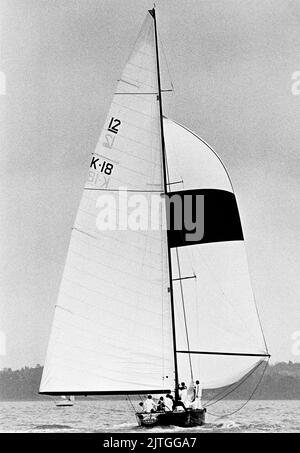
1;362;300;401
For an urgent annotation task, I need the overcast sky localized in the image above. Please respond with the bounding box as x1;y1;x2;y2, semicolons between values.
0;0;300;369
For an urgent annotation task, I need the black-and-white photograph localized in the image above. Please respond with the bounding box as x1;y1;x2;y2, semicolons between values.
0;0;299;439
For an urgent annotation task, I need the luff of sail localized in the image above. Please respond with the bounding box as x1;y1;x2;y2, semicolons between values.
163;117;269;389
40;14;174;395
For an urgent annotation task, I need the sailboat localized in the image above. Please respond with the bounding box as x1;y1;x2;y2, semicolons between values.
39;8;270;428
55;395;75;407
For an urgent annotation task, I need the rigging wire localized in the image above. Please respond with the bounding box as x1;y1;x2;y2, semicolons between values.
251;290;269;355
175;247;194;382
126;395;137;413
158;32;175;92
157;28;176;119
205;359;266;406
204;358;269;417
163;124;194;384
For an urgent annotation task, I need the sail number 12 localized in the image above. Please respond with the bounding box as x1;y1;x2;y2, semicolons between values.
103;117;122;150
108;117;121;134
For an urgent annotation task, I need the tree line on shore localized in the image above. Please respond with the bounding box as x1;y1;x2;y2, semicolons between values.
0;361;299;401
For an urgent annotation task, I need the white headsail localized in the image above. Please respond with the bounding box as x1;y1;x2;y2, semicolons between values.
40;14;174;395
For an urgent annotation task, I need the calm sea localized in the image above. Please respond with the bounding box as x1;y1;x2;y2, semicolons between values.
0;400;299;433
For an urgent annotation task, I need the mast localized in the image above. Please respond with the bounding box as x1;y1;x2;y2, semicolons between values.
149;7;179;401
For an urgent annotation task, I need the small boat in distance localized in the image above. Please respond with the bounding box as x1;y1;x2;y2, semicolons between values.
55;395;75;407
39;6;270;428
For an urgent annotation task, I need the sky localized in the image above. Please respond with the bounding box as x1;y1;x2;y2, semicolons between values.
0;0;300;370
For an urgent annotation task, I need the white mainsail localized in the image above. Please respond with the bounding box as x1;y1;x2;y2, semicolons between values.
40;14;174;395
163;118;268;389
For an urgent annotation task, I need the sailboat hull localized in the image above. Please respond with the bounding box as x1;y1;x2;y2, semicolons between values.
55;401;74;407
136;408;206;428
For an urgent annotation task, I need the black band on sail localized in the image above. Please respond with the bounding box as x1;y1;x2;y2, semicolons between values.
166;189;243;248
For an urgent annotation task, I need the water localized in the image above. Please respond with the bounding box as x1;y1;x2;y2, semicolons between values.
0;400;299;433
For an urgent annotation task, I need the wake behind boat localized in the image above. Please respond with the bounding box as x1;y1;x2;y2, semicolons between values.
39;7;270;428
